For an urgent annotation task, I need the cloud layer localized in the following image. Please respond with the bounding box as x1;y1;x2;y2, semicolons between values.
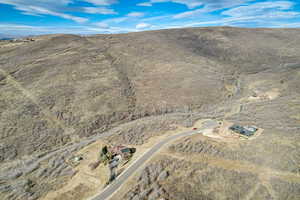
0;0;299;36
1;0;119;23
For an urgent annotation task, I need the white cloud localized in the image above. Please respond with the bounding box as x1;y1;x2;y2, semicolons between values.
97;12;146;27
136;23;151;29
259;11;299;19
59;14;88;23
196;0;252;12
222;1;294;17
0;0;88;23
127;12;145;17
103;17;128;24
173;0;253;19
271;21;300;28
17;5;88;23
138;0;255;14
0;23;37;31
83;0;118;6
170;0;203;9
94;22;110;28
87;26;138;33
83;7;117;15
138;0;202;9
173;8;203;19
182;1;299;28
1;0;72;7
143;15;171;22
137;2;152;7
149;0;203;9
0;23;139;36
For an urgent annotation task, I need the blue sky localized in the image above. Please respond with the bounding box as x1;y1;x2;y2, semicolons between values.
0;0;300;36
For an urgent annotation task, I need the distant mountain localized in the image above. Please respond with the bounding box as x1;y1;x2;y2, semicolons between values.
0;33;15;40
0;33;27;40
0;38;13;41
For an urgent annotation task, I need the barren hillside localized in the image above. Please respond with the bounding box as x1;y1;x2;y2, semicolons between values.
0;27;299;200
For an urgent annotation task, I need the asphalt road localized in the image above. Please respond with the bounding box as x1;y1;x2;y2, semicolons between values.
90;119;219;200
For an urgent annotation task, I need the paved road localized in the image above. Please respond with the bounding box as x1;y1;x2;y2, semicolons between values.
90;120;219;200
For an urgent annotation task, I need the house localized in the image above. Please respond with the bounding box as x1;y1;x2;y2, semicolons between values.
229;125;258;137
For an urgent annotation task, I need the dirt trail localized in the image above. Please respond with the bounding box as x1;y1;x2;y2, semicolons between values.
0;68;71;133
242;182;261;200
224;103;242;118
42;141;108;200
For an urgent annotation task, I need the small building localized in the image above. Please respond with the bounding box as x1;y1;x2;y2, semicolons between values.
229;125;258;137
109;145;136;160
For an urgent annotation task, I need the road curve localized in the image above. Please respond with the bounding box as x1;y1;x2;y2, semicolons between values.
90;120;219;200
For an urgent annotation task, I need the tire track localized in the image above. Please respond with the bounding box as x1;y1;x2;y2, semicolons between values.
0;68;70;132
102;48;136;114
